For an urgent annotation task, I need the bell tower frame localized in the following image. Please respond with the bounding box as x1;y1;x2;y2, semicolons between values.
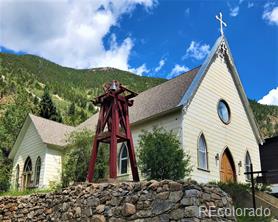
87;80;140;182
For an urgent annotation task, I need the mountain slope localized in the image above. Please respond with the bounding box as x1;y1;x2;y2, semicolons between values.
0;53;166;125
0;53;277;139
249;100;278;139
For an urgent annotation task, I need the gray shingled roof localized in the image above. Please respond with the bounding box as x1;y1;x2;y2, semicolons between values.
130;67;200;123
26;67;200;146
30;114;75;146
76;113;98;132
78;67;200;132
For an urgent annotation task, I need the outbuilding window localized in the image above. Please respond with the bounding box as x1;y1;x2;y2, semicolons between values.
34;156;41;186
23;156;32;189
15;164;20;189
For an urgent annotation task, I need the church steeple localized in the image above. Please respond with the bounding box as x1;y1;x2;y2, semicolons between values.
215;12;227;36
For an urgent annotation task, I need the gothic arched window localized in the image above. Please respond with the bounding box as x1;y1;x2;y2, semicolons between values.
119;144;128;175
23;156;32;189
15;164;20;189
245;151;252;180
198;134;208;170
24;157;32;173
34;156;41;186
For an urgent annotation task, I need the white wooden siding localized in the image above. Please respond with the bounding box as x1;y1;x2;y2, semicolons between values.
43;146;62;187
11;122;46;188
182;55;261;183
119;111;182;179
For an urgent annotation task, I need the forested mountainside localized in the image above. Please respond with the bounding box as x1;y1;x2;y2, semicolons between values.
0;53;165;124
249;100;278;139
0;52;277;155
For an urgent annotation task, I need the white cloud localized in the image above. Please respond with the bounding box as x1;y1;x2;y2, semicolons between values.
258;87;278;105
263;3;278;26
184;41;210;60
248;2;254;8
184;8;190;16
130;64;150;76
0;0;156;70
168;64;189;79
230;6;240;17
154;59;165;72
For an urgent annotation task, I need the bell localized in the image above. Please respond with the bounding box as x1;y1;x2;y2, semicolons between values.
110;81;117;91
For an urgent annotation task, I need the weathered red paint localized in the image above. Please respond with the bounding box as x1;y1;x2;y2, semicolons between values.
87;80;140;182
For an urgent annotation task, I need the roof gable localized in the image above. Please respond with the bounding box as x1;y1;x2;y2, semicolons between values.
178;36;263;144
30;114;75;146
9;114;75;158
8;115;32;159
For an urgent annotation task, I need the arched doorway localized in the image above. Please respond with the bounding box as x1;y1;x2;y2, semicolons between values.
220;148;236;182
23;157;32;189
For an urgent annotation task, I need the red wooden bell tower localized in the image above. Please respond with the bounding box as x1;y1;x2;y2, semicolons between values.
87;80;140;182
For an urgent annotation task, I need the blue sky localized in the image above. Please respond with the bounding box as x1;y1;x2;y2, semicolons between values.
0;0;277;103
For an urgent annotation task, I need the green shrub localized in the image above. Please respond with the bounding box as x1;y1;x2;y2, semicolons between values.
62;130;108;187
138;127;192;180
211;181;250;208
211;181;273;221
48;181;62;192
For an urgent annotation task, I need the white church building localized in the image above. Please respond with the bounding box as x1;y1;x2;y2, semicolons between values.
9;35;264;189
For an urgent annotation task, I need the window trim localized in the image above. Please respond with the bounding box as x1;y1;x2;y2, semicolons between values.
217;99;231;125
245;151;252;181
15;164;20;189
119;144;129;175
23;156;32;174
197;133;209;171
34;156;41;186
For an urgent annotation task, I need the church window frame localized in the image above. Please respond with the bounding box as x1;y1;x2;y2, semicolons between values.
23;156;32;173
245;151;252;180
217;99;231;124
34;156;41;186
15;164;20;190
197;133;209;171
119;143;129;175
23;156;33;189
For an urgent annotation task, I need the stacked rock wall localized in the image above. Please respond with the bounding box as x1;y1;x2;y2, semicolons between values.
0;180;236;221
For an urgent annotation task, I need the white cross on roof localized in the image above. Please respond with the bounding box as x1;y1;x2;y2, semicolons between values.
216;12;227;36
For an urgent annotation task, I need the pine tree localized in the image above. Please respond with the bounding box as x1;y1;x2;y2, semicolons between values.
68;102;76;116
39;87;62;123
79;110;87;123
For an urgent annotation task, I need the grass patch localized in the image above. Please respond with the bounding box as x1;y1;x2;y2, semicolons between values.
0;188;51;197
237;215;272;222
210;181;273;222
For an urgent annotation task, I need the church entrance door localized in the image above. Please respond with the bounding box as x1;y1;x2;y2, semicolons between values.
220;148;236;182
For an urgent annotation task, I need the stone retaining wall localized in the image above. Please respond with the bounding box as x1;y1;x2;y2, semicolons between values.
0;180;236;221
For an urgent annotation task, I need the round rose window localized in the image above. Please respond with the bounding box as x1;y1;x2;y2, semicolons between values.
218;100;231;124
